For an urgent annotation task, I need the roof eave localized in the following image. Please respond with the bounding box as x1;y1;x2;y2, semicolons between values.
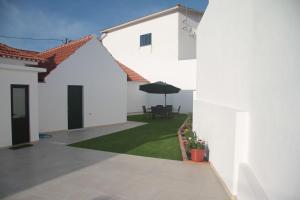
0;55;45;63
101;4;203;34
0;63;46;73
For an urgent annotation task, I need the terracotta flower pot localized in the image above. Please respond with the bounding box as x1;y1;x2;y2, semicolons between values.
191;149;205;162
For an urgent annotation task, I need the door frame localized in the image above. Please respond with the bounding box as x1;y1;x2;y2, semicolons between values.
67;85;84;130
10;84;30;146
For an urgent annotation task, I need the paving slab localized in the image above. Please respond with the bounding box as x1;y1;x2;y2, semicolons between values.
43;121;146;145
0;121;229;200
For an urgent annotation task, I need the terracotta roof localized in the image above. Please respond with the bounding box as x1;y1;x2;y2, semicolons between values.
0;43;45;62
37;35;93;81
117;61;149;82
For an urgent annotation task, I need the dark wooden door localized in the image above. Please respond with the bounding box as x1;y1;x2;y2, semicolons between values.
11;85;30;145
68;85;83;130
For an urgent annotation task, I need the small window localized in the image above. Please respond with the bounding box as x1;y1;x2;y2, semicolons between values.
140;33;152;47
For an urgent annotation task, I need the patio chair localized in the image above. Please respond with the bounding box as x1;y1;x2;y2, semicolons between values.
166;105;173;118
173;105;181;116
151;106;158;119
142;105;151;118
142;105;148;114
156;105;166;118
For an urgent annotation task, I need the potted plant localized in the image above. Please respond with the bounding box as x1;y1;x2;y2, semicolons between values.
187;134;205;162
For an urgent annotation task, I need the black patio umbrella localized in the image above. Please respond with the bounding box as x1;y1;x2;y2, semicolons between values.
139;81;181;106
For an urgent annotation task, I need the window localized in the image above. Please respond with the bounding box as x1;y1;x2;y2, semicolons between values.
140;33;152;46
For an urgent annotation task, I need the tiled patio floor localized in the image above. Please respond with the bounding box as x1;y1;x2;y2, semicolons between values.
0;122;229;200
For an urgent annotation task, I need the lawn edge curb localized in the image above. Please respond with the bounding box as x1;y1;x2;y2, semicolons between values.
177;117;188;161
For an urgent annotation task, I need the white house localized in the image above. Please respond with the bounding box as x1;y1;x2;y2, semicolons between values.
37;35;127;132
194;1;300;200
0;44;46;147
101;4;203;113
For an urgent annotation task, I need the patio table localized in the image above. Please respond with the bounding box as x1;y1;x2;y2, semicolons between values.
150;105;173;119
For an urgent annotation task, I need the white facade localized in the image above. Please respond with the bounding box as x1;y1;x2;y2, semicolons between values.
102;6;202;90
194;1;300;200
39;37;127;132
102;5;201;113
0;63;45;147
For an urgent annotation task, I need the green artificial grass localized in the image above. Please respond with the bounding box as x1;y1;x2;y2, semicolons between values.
69;114;186;160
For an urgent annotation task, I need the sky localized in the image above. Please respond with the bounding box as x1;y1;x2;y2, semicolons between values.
0;0;208;51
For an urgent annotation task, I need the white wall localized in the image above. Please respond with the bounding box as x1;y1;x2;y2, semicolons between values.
39;37;127;132
0;65;41;147
127;81;148;113
102;12;198;90
103;12;179;64
194;0;300;199
178;11;202;60
193;100;249;195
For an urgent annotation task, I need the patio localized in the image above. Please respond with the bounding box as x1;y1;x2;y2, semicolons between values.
0;121;229;200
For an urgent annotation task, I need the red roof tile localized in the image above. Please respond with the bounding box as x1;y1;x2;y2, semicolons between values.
37;35;93;81
117;61;149;82
0;43;45;62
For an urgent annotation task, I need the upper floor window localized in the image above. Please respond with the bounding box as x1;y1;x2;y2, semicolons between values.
140;33;152;47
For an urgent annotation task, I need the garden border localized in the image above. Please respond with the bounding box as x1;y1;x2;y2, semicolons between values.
177;117;189;161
